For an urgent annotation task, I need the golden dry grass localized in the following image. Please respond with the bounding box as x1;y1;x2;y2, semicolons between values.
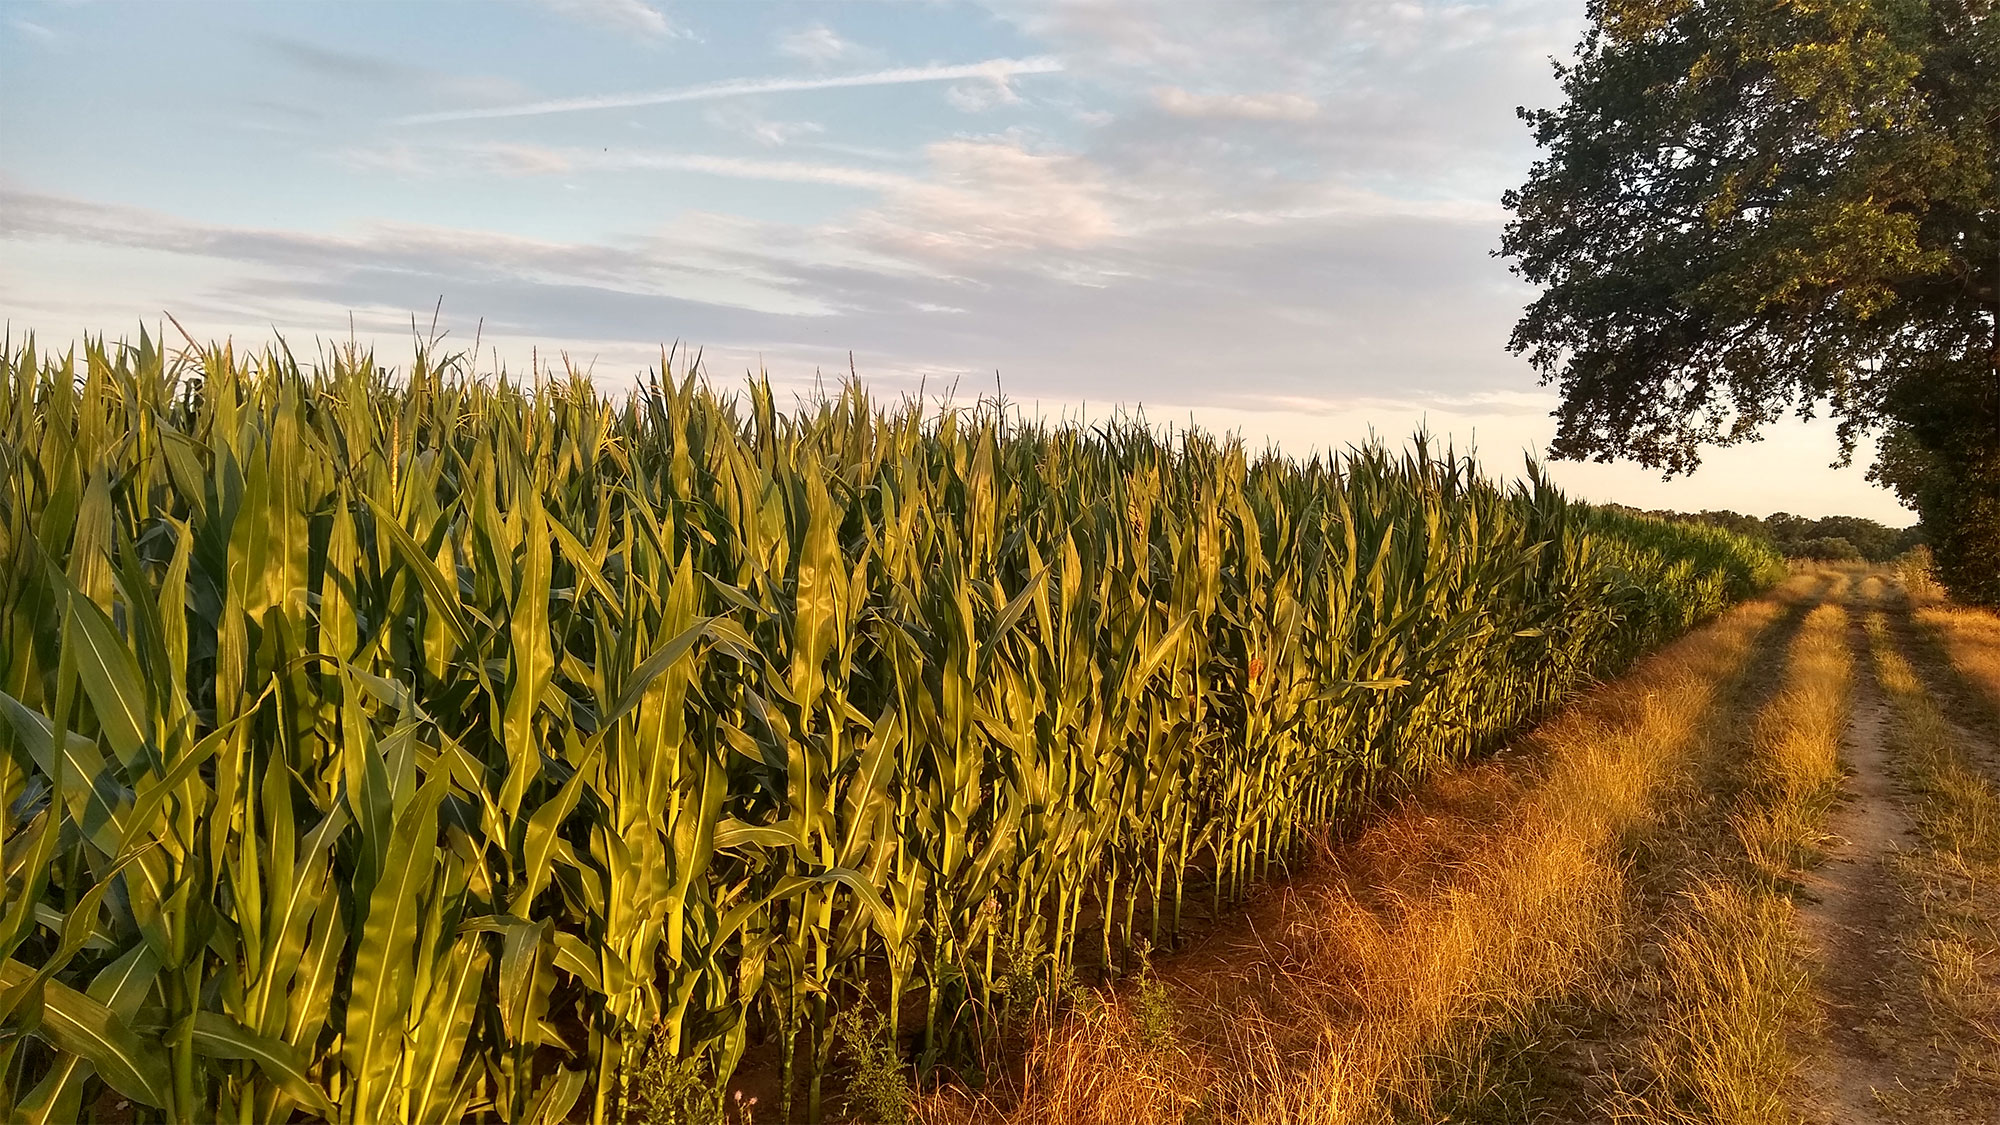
916;584;1798;1125
1623;878;1807;1124
1609;582;1849;1125
1864;605;2000;1106
1917;599;2000;718
1736;594;1852;880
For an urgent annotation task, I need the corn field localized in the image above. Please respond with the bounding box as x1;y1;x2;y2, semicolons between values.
0;333;1781;1122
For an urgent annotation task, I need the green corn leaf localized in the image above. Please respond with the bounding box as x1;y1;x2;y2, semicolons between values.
12;1054;94;1125
712;817;808;853
85;943;160;1024
342;771;447;1121
513;741;600;916
522;1066;587;1125
46;558;149;770
601;614;717;732
362;494;473;645
0;958;172;1110
190;1010;334;1115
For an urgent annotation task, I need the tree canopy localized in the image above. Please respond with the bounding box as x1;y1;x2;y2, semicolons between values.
1502;0;1999;597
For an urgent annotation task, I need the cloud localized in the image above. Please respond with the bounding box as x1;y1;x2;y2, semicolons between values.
321;134;1121;264
703;105;826;147
431;73;538;107
260;35;419;82
776;23;858;65
859;140;1119;258
0;188;843;321
481;143;577;177
988;0;1197;70
945;77;1022;112
339;141;914;190
251;34;532;112
335;143;438;179
948;0;1588;249
1152;87;1317;122
11;18;56;44
749;118;826;146
602;152;912;190
534;0;683;40
396;57;1064;124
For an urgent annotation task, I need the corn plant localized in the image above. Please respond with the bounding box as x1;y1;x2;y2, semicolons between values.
0;331;1782;1122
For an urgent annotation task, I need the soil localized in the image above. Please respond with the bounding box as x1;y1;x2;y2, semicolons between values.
1796;652;1913;1124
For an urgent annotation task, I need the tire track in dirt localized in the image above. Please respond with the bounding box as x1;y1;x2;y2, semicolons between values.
1796;594;1916;1123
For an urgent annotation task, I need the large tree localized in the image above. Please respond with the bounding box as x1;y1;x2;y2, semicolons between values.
1501;0;2000;599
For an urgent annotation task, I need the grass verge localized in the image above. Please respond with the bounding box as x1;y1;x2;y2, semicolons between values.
1865;601;2000;1115
1914;597;2000;721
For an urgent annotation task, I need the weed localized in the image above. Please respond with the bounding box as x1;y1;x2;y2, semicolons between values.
1130;950;1177;1052
835;1006;913;1125
624;1024;725;1125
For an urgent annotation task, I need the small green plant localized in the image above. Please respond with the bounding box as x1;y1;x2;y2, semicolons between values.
833;1006;912;1125
993;929;1047;1024
1130;947;1178;1052
993;926;1090;1029
624;1024;723;1125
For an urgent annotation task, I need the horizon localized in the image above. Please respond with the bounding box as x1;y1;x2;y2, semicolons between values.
2;318;1915;530
0;0;1912;523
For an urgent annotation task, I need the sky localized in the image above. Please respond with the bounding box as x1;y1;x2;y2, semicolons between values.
0;0;1910;523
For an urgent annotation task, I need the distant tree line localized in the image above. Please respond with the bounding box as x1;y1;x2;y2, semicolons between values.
1611;508;1923;564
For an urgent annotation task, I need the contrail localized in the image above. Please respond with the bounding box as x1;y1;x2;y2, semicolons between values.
397;57;1064;124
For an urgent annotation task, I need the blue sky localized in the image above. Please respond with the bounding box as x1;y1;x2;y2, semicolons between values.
0;0;1907;521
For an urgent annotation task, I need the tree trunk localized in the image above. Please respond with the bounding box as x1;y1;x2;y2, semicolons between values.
1991;237;2000;445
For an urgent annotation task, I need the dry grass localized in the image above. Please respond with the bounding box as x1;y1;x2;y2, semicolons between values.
1897;546;1946;608
916;587;1792;1125
1875;614;2000;863
1736;595;1852;881
1612;583;1850;1125
1624;878;1807;1124
1916;599;2000;719
1218;796;1628;1121
1864;606;2000;1105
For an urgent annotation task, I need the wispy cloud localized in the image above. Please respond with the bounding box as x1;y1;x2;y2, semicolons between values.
576;151;914;190
482;143;578;177
262;35;418;82
334;140;915;191
945;75;1023;113
703;105;826;147
396;57;1064;124
776;23;858;65
1152;87;1318;122
534;0;684;41
10;18;56;44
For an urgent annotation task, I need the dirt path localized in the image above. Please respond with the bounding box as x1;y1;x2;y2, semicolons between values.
1796;612;1917;1122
